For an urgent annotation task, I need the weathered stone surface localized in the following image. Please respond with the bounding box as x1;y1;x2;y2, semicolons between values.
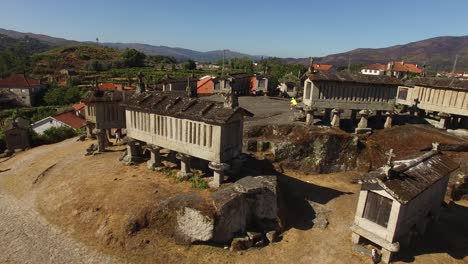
155;176;280;245
266;230;278;243
230;237;253;252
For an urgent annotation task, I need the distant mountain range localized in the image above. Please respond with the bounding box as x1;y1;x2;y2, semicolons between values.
0;28;467;71
284;36;468;72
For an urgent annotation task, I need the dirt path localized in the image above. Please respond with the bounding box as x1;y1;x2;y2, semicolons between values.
0;190;122;264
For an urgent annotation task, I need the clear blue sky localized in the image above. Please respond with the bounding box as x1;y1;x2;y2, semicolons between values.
1;0;467;58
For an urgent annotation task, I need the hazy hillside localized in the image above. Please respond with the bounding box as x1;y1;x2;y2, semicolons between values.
0;28;79;46
284;36;468;72
103;42;261;62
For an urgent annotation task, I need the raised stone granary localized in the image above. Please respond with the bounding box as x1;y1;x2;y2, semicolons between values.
397;77;468;129
3;117;30;153
121;91;253;187
82;89;127;151
351;147;459;263
302;72;401;130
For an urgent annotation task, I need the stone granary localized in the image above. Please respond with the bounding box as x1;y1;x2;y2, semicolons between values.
121;91;253;188
157;75;197;96
396;77;468;129
351;146;459;263
302;72;401;132
3;117;30;154
82;89;127;151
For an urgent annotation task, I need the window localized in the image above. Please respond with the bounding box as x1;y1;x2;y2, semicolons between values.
362;192;392;227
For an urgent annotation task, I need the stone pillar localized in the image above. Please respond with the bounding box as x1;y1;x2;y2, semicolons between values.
305;109;315;126
355;109;372;134
147;145;162;170
381;248;392;264
438;112;450;129
330;109;343;128
86;123;96;139
94;129;106;152
351;233;361;244
176;153;192;180
123;139;141;164
384;111;394;129
208;162;230;188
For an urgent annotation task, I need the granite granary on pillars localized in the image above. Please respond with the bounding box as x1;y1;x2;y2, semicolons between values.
351;145;459;263
120;90;253;188
3;117;31;155
82;88;127;152
396;78;468;129
302;71;401;132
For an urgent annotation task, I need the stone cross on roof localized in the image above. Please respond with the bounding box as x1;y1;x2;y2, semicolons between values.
432;142;440;151
385;149;396;166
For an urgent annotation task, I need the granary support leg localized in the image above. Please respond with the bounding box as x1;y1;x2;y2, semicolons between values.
94;129;106;152
176;153;192;180
147;145;162;170
384;111;394;129
381;248;393;264
355;109;372;134
208;162;230;188
86;122;96;139
451;115;460;129
351;233;362;244
123;138;141;164
305;107;316;126
438;112;450;129
330;108;343;128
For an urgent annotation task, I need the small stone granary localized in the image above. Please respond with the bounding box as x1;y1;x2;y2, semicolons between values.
121;89;253;187
351;145;459;263
397;77;468;129
82;88;127;151
302;71;401;132
3;117;30;154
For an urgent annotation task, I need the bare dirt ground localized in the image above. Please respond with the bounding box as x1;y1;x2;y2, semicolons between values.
0;136;467;264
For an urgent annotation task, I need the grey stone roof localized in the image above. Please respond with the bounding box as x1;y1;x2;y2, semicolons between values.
307;72;402;85
360;150;459;204
82;90;127;104
405;77;468;91
121;91;254;125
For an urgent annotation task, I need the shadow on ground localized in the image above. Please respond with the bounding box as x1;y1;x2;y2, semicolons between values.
396;201;468;262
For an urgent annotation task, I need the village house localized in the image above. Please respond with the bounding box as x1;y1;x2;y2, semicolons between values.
361;64;388;76
302;71;401;132
72;102;86;118
436;71;468;80
120;90;253;188
3;117;30;153
31;110;86;135
98;83;134;91
312;63;334;72
352;146;459;263
396;77;468;129
197;75;220;96
157;75;197;96
250;74;269;95
219;73;253;96
0;74;45;107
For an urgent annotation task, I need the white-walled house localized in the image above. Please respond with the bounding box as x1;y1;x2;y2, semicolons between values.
31;111;86;134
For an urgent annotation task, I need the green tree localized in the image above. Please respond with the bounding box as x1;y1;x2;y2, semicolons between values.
183;59;196;70
121;49;146;67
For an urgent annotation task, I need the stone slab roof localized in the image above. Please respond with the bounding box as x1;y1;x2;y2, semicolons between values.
307;72;402;86
81;90;127;104
359;150;459;204
405;77;468;91
121;91;254;125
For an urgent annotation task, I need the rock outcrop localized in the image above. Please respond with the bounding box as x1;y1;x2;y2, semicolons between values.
154;176;280;245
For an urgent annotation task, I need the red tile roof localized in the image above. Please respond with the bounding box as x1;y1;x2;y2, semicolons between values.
0;74;41;88
98;83;134;91
362;64;387;71
72;102;86;111
313;64;333;71
390;61;422;73
53;111;86;129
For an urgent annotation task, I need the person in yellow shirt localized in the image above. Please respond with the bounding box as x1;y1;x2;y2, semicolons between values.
290;97;297;110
